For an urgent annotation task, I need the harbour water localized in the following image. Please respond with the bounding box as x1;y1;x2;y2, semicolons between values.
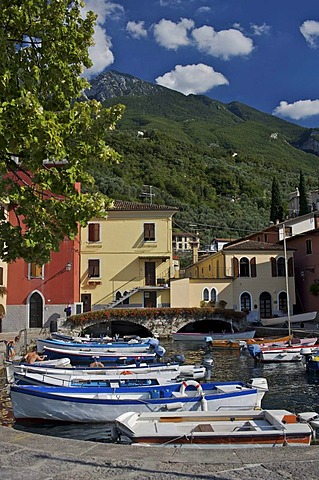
1;339;319;443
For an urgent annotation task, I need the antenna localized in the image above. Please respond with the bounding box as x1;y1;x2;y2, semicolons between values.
141;185;155;204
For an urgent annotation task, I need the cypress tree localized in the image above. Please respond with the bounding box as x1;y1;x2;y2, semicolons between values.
270;177;284;223
299;171;310;216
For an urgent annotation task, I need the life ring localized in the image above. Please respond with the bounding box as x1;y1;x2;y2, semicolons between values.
179;380;203;396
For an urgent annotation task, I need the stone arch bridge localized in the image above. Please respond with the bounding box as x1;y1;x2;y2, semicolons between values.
65;308;249;338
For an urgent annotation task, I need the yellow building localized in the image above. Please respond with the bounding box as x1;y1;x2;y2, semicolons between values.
171;239;295;323
80;200;178;311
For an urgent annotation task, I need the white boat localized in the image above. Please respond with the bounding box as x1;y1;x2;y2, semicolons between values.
5;360;207;384
115;409;314;448
247;343;318;363
260;311;318;327
10;378;268;423
172;330;256;342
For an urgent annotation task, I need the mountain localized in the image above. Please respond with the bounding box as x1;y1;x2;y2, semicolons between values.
84;70;319;243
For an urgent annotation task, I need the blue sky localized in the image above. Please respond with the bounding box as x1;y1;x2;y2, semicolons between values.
82;0;319;128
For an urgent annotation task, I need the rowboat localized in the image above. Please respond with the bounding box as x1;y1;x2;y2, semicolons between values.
260;311;318;327
42;345;158;364
10;378;268;423
246;335;293;346
208;339;247;350
115;409;314;448
5;360;208;384
172;330;256;342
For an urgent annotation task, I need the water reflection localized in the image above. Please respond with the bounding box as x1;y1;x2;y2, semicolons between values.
1;339;319;442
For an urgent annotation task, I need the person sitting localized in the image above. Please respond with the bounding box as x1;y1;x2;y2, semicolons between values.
24;347;45;364
89;357;104;368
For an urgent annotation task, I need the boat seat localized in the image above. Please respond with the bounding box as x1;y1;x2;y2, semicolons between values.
192;424;214;432
233;421;256;432
171;391;187;398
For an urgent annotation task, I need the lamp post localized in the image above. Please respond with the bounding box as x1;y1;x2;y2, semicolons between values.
283;224;291;338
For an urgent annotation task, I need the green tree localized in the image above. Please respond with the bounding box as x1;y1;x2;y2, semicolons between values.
0;0;124;264
270;177;284;223
298;170;310;216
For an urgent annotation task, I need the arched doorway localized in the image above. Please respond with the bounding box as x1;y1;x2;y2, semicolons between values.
259;291;272;319
29;292;43;328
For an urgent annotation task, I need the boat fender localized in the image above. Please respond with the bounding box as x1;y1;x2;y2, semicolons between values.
165;402;184;410
179;380;203;396
120;371;133;375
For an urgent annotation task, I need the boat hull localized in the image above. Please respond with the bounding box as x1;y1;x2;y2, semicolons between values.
260;311;318;327
10;382;263;423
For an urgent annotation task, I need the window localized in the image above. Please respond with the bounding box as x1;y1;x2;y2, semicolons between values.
210;288;217;303
88;223;100;242
306;239;312;255
203;288;209;302
144;223;155;241
279;292;287;312
277;257;285;277
29;263;43;278
88;259;100;278
240;292;251;312
239;257;250;277
0;267;3;285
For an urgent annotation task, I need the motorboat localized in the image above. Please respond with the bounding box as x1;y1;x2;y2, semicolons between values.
42;345;158;364
10;378;268;423
115;409;314;448
172;330;256;342
36;337;158;354
5;360;208;384
247;342;318;363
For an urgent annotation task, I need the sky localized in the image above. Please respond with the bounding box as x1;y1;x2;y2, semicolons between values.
81;0;319;128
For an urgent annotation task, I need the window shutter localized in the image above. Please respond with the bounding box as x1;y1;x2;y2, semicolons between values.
288;257;294;277
0;267;3;285
250;257;257;277
233;257;239;277
144;223;155;241
30;263;42;278
88;223;100;242
271;257;277;277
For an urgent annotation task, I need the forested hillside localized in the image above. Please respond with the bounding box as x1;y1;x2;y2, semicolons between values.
85;71;319;244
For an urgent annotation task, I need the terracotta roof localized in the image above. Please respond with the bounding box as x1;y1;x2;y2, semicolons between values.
108;200;178;212
223;239;284;251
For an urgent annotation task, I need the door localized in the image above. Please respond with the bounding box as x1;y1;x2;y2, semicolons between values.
144;291;157;308
81;293;91;312
29;292;43;328
145;262;156;286
259;291;272;318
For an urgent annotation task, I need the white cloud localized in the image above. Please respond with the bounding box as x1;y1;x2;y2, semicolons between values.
273;99;319;120
159;0;182;6
154;18;194;50
192;26;254;60
81;1;123;78
250;23;271;36
155;63;229;95
197;7;211;14
126;21;148;39
300;20;319;48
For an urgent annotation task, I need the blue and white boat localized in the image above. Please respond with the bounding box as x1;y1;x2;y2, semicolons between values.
36;337;158;354
10;378;268;423
42;345;158;364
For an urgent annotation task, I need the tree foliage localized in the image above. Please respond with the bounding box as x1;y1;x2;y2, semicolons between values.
299;170;310;216
0;0;124;263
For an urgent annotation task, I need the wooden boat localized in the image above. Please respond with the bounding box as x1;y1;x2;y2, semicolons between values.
42;345;158;364
115;409;314;448
247;342;318;363
10;378;268;423
172;330;256;342
246;335;293;346
209;339;247;350
5;360;207;384
260;311;318;327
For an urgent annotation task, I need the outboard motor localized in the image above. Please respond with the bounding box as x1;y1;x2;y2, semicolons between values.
247;377;269;408
174;354;185;364
154;345;166;359
203;354;214;380
300;347;313;370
